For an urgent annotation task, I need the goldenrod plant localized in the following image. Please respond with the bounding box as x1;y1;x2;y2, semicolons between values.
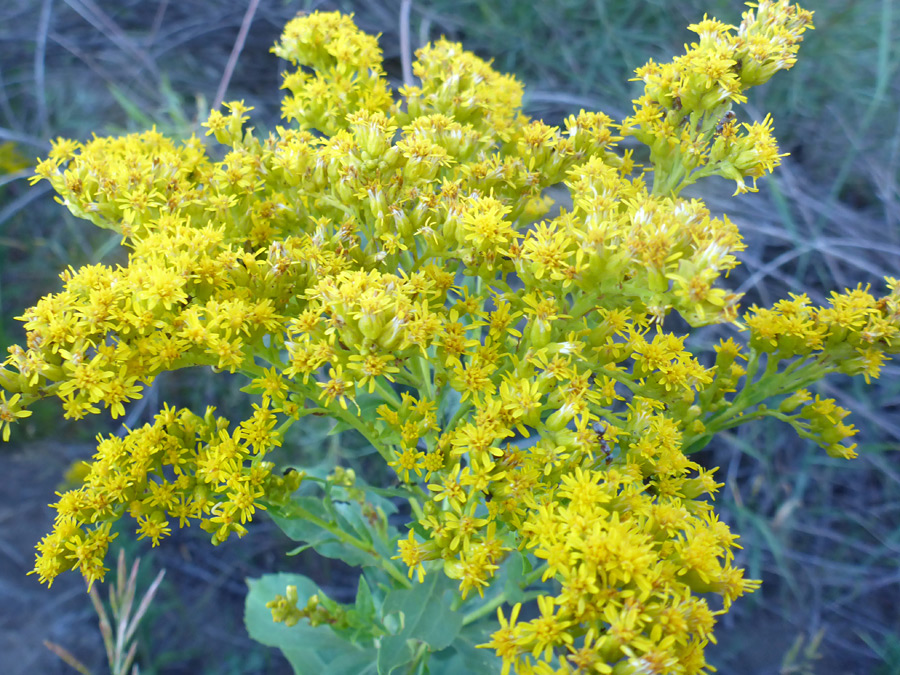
3;3;896;673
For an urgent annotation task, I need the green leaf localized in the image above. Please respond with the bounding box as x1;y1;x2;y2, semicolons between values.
331;481;399;518
355;575;376;618
502;550;529;605
382;573;463;651
377;574;465;674
322;651;380;675
450;638;501;673
376;634;415;675
329;419;354;435
244;573;376;675
269;499;374;567
364;484;418;499
431;625;500;674
333;501;394;559
342;575;383;643
285;541;335;557
357;392;386;420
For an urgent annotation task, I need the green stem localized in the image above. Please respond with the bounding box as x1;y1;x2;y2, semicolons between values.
460;560;548;626
524;563;549;586
461;589;544;627
406;643;429;675
413;355;434;401
570;288;602;320
487;277;513;295
409;250;433;274
596;364;641;394
291;504;371;550
739;349;762;396
462;592;508;626
450;592;466;612
332;406;394;464
291;503;412;589
374;377;402;408
273;406;329;437
444;399;473;434
652;159;687;197
695;353;831;442
408;497;425;522
713;407;795;432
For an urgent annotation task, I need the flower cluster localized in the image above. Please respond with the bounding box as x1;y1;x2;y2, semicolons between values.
4;3;897;673
623;1;813;196
31;403;301;586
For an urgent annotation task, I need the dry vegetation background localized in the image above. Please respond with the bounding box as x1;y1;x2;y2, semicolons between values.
0;0;899;673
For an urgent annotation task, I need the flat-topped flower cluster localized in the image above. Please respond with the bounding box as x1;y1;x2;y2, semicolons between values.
3;3;897;673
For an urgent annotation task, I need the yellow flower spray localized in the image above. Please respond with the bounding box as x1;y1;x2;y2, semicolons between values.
3;3;897;673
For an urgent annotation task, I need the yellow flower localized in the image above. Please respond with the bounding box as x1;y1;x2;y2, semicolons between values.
0;392;31;441
479;603;524;675
519;595;573;661
389;445;424;483
316;365;356;411
347;352;400;393
136;513;172;547
427;464;468;513
393;529;429;582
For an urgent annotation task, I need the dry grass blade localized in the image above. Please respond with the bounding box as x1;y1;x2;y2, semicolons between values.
0;180;50;231
147;0;170;47
110;546;125;618
212;0;261;112
82;549;166;675
46;28;158;108
125;568;166;644
400;0;414;89
113;557;140;673
0;127;49;150
89;583;115;667
121;639;139;675
34;0;52;135
62;0;158;79
43;639;93;675
780;628;825;675
0;169;32;189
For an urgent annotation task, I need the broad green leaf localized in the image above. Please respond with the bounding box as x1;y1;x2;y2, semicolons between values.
285;542;319;556
322;651;380;675
381;573;463;651
357;392;386;419
331;481;399;517
329;419;356;435
428;624;500;675
376;634;415;675
244;573;375;675
378;574;465;674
